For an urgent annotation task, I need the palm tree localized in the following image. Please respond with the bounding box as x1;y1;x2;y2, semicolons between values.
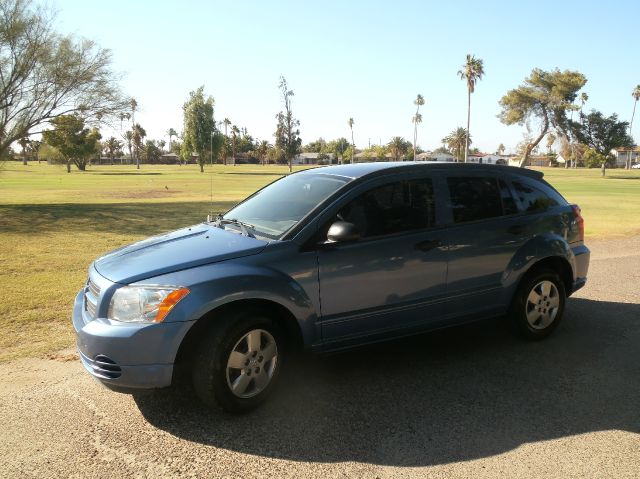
256;140;270;166
579;92;589;118
546;132;556;153
130;98;138;128
231;125;240;165
132;123;146;169
388;136;409;161
166;128;177;153
443;127;469;162
497;143;506;155
412;94;425;160
104;137;122;165
223;118;231;165
125;131;133;164
348;118;355;164
629;85;640;169
458;54;484;163
18;137;30;165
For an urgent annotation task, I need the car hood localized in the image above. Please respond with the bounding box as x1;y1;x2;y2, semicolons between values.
94;224;267;284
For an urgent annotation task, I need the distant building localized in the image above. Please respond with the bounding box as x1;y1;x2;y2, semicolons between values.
467;153;508;165
611;147;639;167
293;152;336;165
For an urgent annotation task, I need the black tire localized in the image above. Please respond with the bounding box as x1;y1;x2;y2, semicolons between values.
509;268;566;340
192;310;283;413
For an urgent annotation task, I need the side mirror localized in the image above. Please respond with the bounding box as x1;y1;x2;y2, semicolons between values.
327;221;360;243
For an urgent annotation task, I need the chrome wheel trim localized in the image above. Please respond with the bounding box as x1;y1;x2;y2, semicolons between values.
226;328;278;399
525;280;560;330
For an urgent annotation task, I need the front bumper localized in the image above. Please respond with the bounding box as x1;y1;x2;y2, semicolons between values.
72;290;194;390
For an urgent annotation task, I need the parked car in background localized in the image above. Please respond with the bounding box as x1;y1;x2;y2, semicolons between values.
73;162;590;412
631;163;640;169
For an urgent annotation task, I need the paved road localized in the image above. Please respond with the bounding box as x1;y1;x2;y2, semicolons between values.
1;237;639;478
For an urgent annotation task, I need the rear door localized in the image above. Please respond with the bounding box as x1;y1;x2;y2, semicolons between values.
317;174;449;346
441;173;527;319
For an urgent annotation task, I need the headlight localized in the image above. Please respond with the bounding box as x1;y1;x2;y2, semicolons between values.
107;286;190;323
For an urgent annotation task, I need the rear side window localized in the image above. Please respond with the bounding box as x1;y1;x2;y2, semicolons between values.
512;180;559;213
338;178;435;237
447;176;505;223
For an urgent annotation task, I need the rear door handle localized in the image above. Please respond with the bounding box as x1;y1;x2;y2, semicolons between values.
415;239;442;252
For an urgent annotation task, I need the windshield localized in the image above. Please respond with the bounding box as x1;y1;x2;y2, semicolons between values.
223;172;350;238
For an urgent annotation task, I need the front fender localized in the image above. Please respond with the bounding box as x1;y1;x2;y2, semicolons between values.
138;259;319;346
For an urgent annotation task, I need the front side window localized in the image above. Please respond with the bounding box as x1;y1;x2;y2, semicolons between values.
447;176;503;223
225;173;349;238
512;180;559;213
338;178;435;238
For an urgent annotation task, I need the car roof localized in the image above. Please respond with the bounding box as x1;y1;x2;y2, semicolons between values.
298;161;544;181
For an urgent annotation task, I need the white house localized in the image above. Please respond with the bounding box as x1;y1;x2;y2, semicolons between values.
610;147;639;167
467;153;508;165
292;152;336;165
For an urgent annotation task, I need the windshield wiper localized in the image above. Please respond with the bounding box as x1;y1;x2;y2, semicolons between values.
209;215;256;238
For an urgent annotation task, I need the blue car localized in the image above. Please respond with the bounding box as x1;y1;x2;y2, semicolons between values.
73;162;590;412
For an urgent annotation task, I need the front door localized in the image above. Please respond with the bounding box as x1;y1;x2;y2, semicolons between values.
318;176;448;346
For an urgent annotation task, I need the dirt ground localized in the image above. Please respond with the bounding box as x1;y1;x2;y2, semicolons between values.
1;236;639;478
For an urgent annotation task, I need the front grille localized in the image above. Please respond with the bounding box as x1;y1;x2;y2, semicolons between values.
81;353;122;379
84;278;101;319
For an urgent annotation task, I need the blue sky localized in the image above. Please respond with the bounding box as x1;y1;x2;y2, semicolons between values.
56;0;640;153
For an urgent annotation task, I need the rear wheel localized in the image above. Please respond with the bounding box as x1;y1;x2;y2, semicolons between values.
510;268;566;340
192;311;283;413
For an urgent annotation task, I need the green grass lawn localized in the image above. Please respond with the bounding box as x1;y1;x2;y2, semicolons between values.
0;162;639;361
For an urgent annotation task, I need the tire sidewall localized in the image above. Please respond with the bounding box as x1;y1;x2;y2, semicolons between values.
193;312;284;413
512;269;566;340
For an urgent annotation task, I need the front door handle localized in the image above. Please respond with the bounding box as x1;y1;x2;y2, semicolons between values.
415;239;442;252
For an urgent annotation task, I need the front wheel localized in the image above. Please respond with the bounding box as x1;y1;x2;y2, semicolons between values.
192;312;283;413
510;269;566;340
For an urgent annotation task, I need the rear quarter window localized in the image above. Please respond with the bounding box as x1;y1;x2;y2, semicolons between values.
511;179;561;213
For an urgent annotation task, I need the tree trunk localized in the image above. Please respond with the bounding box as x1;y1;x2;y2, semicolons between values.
66;159;71;173
519;109;549;168
464;88;471;163
200;162;204;173
288;157;292;173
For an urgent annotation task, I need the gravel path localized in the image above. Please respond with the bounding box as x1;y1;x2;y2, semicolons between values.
1;237;639;478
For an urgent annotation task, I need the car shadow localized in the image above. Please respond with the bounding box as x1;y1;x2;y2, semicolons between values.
133;297;640;466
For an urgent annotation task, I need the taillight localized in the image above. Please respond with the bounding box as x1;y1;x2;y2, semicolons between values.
571;205;584;241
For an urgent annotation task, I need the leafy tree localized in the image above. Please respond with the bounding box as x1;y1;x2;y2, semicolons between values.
38;143;63;163
0;0;126;159
570;110;633;164
497;143;506;155
302;138;327;153
42;115;101;172
328;137;350;163
546;132;556;153
103;136;122;164
412;94;425;160
388;136;410;161
274;76;301;172
582;148;607;168
348;118;355;164
458;55;484;162
442;127;469;162
499;68;587;167
182;86;215;172
143;140;163;163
